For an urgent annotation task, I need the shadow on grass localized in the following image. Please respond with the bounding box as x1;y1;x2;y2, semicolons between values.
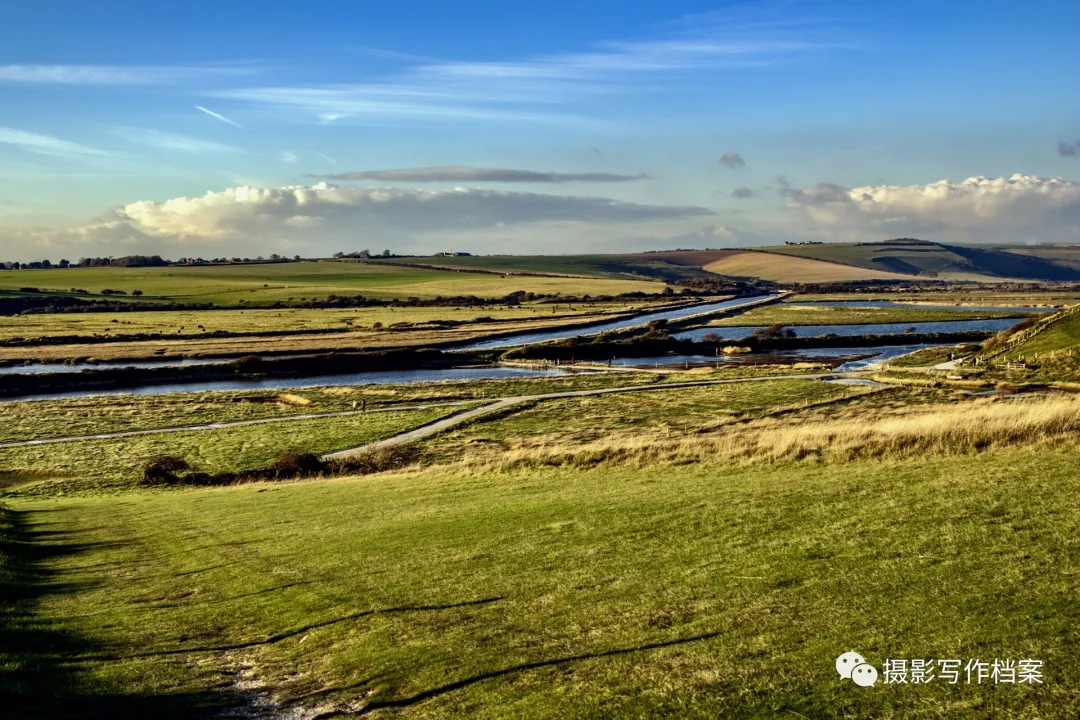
0;505;254;719
354;629;725;715
88;595;505;660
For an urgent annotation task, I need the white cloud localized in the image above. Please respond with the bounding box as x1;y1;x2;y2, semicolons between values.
118;128;241;154
785;174;1080;242
0;64;253;85
279;151;299;164
1;183;713;258
0;127;110;158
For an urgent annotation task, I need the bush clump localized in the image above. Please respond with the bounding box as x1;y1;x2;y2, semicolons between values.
330;445;418;475
271;451;326;479
139;455;190;486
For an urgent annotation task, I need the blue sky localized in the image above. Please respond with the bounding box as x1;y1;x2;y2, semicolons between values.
0;0;1077;259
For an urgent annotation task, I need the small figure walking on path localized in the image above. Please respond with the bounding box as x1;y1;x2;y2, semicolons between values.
352;400;358;410
362;400;367;412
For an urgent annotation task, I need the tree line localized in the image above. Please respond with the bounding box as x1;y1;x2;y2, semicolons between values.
1;254;304;270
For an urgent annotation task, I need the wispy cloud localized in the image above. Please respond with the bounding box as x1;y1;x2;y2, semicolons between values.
0;64;254;85
280;151;299;163
1060;141;1079;157
313;151;338;165
0;127;110;158
195;105;243;127
214;11;846;126
118;128;241;154
310;166;649;183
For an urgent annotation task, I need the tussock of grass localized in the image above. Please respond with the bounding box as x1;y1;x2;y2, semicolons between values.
452;395;1080;472
273;393;311;406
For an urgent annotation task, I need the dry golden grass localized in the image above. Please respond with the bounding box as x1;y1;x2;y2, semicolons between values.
273;393;312;406
447;393;1080;472
703;250;918;282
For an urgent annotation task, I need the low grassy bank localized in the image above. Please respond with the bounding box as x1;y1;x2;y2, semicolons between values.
419;378;868;465
0;348;470;398
709;303;1032;327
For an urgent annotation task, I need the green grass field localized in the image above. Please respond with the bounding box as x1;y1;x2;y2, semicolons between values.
0;261;662;307
0;303;647;343
3;311;1079;719
4;445;1077;718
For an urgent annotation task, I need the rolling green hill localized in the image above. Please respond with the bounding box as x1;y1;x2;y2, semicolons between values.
762;240;1080;281
368;253;722;282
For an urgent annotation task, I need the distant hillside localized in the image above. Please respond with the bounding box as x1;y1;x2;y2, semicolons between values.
996;245;1080;274
368;253;724;282
371;241;1080;285
762;240;1080;282
370;249;911;284
698;249;919;283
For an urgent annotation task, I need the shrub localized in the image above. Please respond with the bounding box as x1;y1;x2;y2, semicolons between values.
140;455;190;486
330;445;418;475
271;451;326;479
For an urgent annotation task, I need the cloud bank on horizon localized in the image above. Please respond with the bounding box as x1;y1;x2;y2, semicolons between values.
5;174;1076;259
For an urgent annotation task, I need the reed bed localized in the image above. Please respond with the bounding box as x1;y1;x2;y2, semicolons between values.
450;394;1080;472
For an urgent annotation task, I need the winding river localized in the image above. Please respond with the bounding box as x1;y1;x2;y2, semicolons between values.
0;298;1035;400
453;294;782;350
2;366;581;403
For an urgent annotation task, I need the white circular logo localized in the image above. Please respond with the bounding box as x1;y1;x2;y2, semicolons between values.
835;651;866;679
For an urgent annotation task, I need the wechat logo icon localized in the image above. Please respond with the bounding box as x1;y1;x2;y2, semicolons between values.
836;651;879;687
